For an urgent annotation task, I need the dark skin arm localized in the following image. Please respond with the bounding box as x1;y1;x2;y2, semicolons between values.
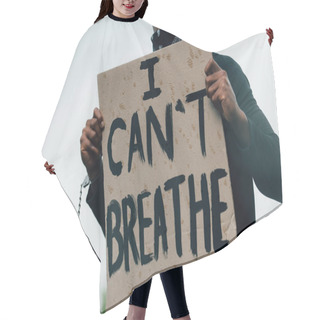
80;107;106;234
80;107;105;181
204;57;251;148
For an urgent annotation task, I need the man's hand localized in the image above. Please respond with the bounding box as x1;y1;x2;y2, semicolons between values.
204;58;250;147
205;57;240;123
80;107;105;181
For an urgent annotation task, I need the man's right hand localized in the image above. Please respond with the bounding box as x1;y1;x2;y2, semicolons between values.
80;107;105;181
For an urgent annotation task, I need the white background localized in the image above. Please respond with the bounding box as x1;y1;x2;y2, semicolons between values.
0;0;319;319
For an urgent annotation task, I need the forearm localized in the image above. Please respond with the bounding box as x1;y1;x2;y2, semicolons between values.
232;88;282;202
86;168;106;234
227;107;251;148
220;53;282;202
245;118;282;202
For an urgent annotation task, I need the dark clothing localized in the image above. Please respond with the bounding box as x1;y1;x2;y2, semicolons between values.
129;267;189;319
129;278;152;308
211;52;282;234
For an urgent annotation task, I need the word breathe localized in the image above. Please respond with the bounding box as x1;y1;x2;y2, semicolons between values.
105;56;229;277
107;170;229;277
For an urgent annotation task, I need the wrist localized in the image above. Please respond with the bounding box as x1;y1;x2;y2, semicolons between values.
88;160;103;183
227;102;243;125
89;172;100;184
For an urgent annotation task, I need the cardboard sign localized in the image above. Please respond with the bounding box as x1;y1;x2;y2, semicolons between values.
98;40;236;310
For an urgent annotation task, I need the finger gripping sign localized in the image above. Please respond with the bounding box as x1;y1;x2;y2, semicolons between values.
98;40;236;310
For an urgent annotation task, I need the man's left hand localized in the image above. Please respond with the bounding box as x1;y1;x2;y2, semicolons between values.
204;58;250;147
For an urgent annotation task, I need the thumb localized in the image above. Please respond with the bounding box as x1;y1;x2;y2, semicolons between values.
205;57;222;75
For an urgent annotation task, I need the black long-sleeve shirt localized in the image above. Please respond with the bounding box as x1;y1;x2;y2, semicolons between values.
212;52;282;234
